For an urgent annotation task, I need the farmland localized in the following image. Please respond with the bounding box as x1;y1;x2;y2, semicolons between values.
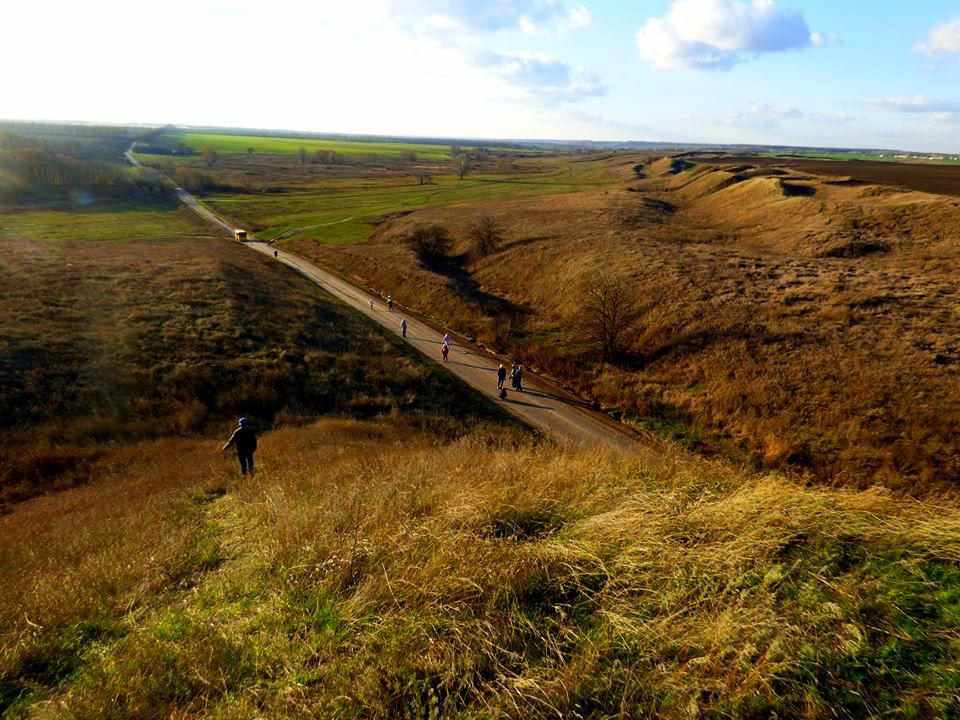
136;144;618;245
171;131;456;160
206;159;617;244
705;153;960;197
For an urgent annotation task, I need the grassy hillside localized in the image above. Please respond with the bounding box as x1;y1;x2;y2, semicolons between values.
272;154;960;490
4;418;960;718
130;143;960;487
0;200;510;509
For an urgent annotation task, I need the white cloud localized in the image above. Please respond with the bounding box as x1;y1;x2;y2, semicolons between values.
718;103;858;131
720;103;803;128
393;0;592;34
636;0;818;70
475;51;606;102
916;18;960;55
565;5;593;31
874;96;960;114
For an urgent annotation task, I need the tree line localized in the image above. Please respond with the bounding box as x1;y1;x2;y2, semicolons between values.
0;142;169;203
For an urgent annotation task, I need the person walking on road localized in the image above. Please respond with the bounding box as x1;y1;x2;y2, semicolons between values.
515;364;524;392
369;299;375;311
387;295;394;311
222;416;258;476
510;364;519;390
442;332;451;347
273;250;278;258
441;342;449;362
400;318;408;338
497;363;506;390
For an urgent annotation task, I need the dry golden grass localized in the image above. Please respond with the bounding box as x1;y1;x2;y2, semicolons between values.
5;418;960;717
289;154;960;490
0;201;510;509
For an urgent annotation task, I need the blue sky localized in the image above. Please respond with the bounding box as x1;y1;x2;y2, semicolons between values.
3;0;959;150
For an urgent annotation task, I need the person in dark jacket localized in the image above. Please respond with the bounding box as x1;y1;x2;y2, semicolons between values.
515;365;524;392
223;416;258;475
497;363;507;390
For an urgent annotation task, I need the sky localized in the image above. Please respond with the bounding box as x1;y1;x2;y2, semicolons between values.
3;0;959;151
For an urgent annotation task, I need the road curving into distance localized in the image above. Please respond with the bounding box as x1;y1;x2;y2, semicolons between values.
126;144;639;449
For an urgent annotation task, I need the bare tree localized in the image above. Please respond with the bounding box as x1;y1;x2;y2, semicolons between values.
580;277;641;362
247;147;256;156
469;215;503;258
202;148;218;168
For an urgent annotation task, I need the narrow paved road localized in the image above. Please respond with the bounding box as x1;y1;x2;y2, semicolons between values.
249;243;638;449
126;144;639;449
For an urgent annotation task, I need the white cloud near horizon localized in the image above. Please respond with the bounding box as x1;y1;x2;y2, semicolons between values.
636;0;818;70
388;1;603;104
874;96;960;114
916;18;960;55
475;51;606;102
718;103;855;130
392;0;591;34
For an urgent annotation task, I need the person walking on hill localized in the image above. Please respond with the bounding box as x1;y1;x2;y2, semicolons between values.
442;332;451;347
510;364;519;391
513;364;524;392
369;299;375;311
441;342;450;362
222;416;258;476
387;295;394;311
497;363;506;390
400;318;408;338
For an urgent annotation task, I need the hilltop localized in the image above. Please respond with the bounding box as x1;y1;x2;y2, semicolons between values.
5;418;960;718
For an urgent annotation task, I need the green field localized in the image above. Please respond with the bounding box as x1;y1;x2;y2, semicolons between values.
173;132;454;160
0;202;204;243
202;157;614;245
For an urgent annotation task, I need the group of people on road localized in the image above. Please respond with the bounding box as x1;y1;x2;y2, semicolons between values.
222;286;534;476
497;362;523;397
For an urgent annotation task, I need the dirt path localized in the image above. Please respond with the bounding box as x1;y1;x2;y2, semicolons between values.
126;144;639;449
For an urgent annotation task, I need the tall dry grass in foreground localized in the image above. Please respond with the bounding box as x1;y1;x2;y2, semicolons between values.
4;419;960;718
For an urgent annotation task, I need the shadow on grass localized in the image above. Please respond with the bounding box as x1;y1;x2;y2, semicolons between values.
425;254;531;320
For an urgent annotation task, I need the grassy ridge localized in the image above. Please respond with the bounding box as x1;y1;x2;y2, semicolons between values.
174;132;454;160
4;419;960;717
